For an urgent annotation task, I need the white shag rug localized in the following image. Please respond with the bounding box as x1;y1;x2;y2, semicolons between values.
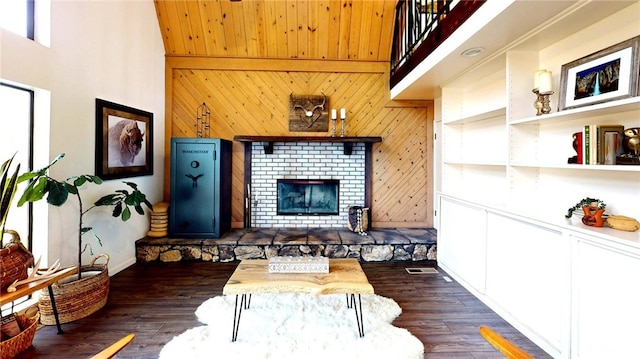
159;293;424;359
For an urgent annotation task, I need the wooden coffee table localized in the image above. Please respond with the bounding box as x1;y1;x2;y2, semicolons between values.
223;258;374;341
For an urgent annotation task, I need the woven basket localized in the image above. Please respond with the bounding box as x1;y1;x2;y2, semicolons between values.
0;308;39;359
38;254;110;325
1;230;35;291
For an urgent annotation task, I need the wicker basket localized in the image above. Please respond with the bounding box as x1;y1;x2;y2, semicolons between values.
1;230;35;291
0;308;39;359
38;254;110;325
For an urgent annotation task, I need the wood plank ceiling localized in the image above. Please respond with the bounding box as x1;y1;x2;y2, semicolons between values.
154;0;397;61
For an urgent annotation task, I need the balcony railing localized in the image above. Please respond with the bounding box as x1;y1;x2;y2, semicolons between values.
390;0;486;88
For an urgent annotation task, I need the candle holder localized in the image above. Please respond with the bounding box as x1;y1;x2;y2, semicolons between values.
340;116;346;137
331;118;337;137
195;102;211;137
532;89;553;116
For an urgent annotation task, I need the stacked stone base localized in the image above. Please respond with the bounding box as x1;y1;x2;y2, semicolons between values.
136;228;437;263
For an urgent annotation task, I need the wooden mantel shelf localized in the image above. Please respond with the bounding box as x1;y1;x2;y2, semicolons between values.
234;135;382;155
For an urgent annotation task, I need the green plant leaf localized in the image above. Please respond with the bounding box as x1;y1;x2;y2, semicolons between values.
17;177;48;206
81;226;93;234
1;155;20;231
93;232;102;247
112;202;123;218
65;182;78;195
95;194;119;206
124;195;137;206
46;180;69;206
18;153;65;185
121;206;131;221
16;171;39;183
134;204;144;215
73;176;87;187
123;181;138;190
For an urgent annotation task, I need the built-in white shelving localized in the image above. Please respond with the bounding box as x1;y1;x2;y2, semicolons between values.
446;107;506;125
510;96;640;125
436;3;640;358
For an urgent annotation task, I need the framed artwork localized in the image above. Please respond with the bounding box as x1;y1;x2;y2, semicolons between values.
559;36;640;111
95;98;153;179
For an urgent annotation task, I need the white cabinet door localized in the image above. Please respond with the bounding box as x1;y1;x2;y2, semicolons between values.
485;214;570;358
438;196;487;294
573;238;640;359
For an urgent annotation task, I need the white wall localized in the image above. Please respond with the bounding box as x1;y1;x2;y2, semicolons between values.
0;0;165;275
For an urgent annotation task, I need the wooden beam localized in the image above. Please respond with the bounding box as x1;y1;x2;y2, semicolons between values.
166;56;388;73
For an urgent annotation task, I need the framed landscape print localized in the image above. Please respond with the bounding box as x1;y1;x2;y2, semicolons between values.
559;36;640;111
95;98;153;180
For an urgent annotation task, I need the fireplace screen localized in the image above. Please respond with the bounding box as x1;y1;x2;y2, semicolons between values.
277;179;339;215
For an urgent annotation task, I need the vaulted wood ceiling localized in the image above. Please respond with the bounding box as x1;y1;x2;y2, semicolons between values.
153;0;397;61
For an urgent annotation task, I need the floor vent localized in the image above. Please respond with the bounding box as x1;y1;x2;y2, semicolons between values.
405;267;439;274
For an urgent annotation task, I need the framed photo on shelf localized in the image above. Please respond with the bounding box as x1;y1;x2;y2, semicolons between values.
559;35;640;111
95;98;153;180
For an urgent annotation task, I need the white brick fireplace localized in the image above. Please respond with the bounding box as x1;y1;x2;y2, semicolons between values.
249;141;366;227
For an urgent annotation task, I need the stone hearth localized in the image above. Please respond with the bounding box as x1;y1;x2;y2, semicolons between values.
136;227;437;263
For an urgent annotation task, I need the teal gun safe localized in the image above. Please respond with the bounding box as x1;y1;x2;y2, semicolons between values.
169;138;232;238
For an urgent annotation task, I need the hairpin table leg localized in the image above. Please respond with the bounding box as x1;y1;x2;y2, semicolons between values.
231;294;248;342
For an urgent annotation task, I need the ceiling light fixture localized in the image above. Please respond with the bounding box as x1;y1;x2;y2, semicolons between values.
461;47;485;58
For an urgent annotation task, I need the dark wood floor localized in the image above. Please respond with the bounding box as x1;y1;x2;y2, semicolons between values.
15;261;551;358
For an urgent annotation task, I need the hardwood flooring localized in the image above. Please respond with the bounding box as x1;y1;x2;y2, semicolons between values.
15;261;551;358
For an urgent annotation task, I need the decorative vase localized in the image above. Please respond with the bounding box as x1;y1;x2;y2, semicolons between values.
581;206;605;227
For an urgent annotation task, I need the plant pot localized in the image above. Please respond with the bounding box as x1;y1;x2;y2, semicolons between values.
581;206;605;227
38;254;110;325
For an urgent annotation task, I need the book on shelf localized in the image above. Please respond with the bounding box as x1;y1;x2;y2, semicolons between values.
598;125;624;164
582;124;624;165
583;125;590;164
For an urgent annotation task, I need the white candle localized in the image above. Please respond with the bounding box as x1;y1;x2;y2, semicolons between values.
533;69;547;90
538;70;553;94
331;109;337;120
340;108;346;119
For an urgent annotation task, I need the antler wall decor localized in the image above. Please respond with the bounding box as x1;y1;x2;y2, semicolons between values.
289;93;329;132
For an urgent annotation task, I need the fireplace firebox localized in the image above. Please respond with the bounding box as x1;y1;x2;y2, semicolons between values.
277;179;339;215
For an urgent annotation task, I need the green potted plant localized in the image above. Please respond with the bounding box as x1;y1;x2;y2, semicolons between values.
15;153;152;324
1;154;20;234
565;197;606;227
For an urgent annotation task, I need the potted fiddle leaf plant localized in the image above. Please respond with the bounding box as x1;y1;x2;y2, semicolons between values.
16;153;152;324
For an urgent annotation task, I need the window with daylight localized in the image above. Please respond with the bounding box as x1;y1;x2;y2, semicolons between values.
0;0;34;39
0;83;34;248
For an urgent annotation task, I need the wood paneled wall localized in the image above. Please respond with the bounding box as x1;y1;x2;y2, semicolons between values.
164;57;433;228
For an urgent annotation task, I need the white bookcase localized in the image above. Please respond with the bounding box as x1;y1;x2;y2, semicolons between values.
436;3;640;358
